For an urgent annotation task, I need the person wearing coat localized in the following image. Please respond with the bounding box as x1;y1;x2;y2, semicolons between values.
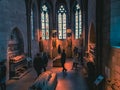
58;44;61;54
33;53;44;76
61;49;67;72
42;52;48;71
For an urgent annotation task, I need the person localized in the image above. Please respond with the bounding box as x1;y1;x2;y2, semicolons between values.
71;53;79;70
78;48;84;65
79;34;83;47
73;47;78;56
26;54;32;68
58;44;61;54
39;37;44;52
61;49;67;72
0;61;6;90
87;58;95;90
33;53;43;76
42;52;48;71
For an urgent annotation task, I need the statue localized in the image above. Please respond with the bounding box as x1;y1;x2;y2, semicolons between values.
52;38;56;48
67;37;72;48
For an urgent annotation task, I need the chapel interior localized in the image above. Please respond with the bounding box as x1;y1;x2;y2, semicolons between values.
0;0;120;90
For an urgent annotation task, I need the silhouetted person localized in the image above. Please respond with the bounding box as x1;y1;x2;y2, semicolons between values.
73;47;78;56
42;52;48;71
26;54;32;68
71;53;79;70
0;61;6;90
39;37;44;52
78;48;84;65
58;44;61;54
61;49;67;72
33;53;43;76
87;61;95;90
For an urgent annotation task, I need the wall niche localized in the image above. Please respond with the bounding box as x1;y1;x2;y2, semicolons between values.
7;28;26;79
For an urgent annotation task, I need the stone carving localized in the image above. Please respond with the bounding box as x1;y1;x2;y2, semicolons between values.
52;38;56;48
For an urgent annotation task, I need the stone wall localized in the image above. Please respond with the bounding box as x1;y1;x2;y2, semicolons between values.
106;47;120;90
110;0;120;46
0;0;27;80
88;0;96;31
0;0;27;60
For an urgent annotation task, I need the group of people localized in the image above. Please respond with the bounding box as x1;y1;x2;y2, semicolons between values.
34;44;83;76
58;45;83;71
33;52;48;76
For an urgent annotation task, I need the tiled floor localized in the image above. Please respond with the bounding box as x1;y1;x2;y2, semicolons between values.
6;58;88;90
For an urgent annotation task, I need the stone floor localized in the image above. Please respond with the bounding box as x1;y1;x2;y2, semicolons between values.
6;58;88;90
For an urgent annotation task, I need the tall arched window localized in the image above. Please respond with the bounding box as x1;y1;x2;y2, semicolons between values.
58;5;66;39
75;4;82;39
41;5;49;40
31;9;34;40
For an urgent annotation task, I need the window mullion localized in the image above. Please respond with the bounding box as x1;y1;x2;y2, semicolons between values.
62;13;63;39
78;10;79;38
41;5;49;40
44;12;46;39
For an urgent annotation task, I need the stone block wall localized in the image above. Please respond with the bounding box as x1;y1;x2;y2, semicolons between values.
106;47;120;90
0;0;27;80
88;0;96;31
0;0;27;60
110;0;120;46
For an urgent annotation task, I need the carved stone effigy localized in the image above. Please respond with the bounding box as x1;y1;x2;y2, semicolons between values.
52;38;57;58
29;71;57;90
9;55;27;79
52;39;56;48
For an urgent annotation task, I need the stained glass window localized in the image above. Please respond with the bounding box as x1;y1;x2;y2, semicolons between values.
58;5;66;39
31;9;34;40
41;5;49;40
75;4;82;39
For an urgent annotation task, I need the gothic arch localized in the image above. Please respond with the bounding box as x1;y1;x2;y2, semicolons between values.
39;0;53;12
71;1;83;37
39;0;53;30
55;0;67;11
55;0;68;30
8;27;24;56
55;0;68;18
70;0;83;11
7;27;24;80
88;22;96;44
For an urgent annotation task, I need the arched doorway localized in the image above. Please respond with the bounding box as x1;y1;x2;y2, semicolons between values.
88;23;96;62
7;27;24;80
